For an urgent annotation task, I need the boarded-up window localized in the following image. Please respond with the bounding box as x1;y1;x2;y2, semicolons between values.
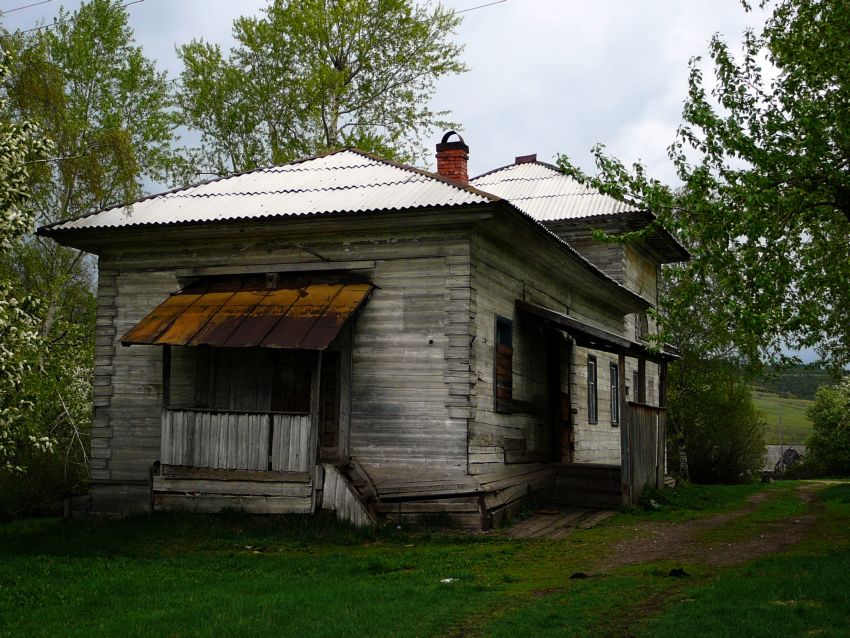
193;346;312;413
610;363;620;424
587;355;598;423
494;316;513;413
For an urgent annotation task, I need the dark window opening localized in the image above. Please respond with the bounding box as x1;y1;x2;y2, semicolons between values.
587;355;598;423
495;316;513;413
191;346;313;414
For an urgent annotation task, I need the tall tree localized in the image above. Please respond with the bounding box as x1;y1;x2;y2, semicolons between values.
0;52;52;471
558;0;850;370
0;0;177;490
178;0;467;174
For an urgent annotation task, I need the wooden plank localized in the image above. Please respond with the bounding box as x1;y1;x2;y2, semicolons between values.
160;464;310;483
160;410;172;465
260;415;270;472
174;260;376;279
153;476;312;498
172;409;184;465
154;493;313;514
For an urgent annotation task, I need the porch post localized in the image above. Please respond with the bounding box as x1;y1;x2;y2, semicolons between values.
308;350;323;471
618;352;630;506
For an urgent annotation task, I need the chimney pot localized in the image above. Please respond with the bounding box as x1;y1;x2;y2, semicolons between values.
436;130;469;186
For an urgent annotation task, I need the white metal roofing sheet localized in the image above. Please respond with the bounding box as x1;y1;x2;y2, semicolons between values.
48;149;492;231
471;162;637;221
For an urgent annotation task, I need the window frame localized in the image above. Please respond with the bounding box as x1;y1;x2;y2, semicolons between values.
610;362;620;425
587;355;598;423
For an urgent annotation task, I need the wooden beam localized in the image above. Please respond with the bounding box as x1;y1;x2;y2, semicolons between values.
308;351;323;478
175;260;376;279
618;352;630;506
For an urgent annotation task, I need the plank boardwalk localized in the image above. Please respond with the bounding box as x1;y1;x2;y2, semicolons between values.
504;506;615;539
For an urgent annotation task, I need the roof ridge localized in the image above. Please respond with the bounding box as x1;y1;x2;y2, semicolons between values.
346;148;502;203
471;159;563;182
165;177;435;199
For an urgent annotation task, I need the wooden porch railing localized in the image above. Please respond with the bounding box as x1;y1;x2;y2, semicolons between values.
623;402;666;506
161;409;312;472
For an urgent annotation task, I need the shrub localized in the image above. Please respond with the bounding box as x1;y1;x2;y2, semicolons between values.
800;379;850;476
669;358;766;484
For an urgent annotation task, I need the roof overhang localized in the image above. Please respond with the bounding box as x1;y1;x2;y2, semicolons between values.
121;275;373;349
516;300;679;363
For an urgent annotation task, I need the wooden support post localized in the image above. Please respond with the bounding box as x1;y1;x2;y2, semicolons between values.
637;357;646;404
339;323;353;461
659;361;668;408
308;350;323;470
160;345;172;469
618;351;630;506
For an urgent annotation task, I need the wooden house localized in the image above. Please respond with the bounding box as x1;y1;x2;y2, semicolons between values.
41;133;687;529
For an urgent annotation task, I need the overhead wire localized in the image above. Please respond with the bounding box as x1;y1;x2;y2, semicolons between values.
18;0;144;33
2;0;52;15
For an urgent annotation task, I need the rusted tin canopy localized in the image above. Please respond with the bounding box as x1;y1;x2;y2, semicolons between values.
121;275;373;349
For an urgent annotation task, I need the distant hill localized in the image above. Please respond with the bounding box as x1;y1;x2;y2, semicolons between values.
755;364;840;400
752;388;812;445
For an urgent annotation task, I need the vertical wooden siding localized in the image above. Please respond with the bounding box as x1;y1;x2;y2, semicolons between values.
161;410;311;472
623;402;666;505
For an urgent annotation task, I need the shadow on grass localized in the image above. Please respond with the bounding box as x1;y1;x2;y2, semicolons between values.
0;510;490;559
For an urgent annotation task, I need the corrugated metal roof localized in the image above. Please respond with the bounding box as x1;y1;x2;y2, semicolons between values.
46;150;493;232
471;162;637;221
121;275;373;349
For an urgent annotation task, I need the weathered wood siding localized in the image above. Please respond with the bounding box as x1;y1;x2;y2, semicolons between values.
87;214;484;512
320;464;376;527
542;224;665;464
468;220;631;475
161;410;311;472
624;402;666;505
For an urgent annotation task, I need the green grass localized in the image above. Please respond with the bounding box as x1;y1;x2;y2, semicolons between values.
634;483;850;638
752;388;813;444
1;482;848;638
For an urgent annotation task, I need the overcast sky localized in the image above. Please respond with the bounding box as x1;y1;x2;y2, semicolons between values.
2;0;769;180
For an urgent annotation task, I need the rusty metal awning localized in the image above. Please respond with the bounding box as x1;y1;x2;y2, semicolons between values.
121;275;373;349
516;300;679;363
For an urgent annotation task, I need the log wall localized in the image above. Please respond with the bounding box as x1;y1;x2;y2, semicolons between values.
85;214;484;512
468;220;631;476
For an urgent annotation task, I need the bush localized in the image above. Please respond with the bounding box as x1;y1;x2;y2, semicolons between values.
670;358;766;484
800;379;850;476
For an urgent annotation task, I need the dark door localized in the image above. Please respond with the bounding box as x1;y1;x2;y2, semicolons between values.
318;351;341;461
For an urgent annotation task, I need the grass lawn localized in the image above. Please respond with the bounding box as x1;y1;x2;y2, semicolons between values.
752;388;813;444
1;481;848;637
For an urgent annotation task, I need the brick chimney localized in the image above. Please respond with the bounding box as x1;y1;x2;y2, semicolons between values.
435;131;469;185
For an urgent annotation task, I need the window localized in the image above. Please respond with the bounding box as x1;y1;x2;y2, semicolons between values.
494;316;513;412
649;376;655;406
587;355;598;423
610;363;620;425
